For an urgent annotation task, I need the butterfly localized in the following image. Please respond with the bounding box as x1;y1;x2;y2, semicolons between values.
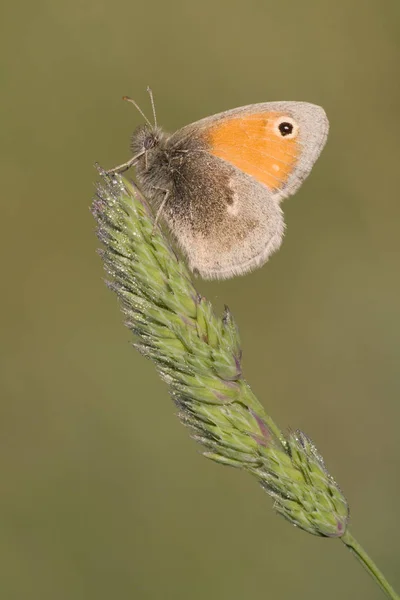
107;89;329;279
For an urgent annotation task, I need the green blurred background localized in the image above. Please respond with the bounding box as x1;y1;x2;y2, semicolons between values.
1;0;399;598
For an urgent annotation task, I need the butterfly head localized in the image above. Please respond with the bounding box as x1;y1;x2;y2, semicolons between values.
129;123;169;184
114;90;168;176
130;123;165;156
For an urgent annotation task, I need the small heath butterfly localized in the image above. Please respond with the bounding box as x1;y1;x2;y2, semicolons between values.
107;89;329;279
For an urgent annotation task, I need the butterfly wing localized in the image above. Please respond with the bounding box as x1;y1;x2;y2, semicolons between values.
170;101;328;200
162;149;284;279
164;102;328;279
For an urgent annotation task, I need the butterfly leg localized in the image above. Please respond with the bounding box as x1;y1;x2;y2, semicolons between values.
105;156;138;175
152;188;170;234
105;150;146;175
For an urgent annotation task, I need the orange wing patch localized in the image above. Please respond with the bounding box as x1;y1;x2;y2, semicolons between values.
206;112;299;191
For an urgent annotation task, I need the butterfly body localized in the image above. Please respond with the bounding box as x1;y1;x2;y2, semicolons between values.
117;100;329;279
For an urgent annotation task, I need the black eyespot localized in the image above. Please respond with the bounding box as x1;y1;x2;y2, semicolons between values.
278;122;294;136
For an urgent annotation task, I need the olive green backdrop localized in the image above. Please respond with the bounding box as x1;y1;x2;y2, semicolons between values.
1;0;399;598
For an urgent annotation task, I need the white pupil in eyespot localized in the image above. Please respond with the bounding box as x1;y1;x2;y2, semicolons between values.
278;122;294;136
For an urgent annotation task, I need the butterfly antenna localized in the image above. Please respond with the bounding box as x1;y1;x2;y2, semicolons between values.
122;96;152;127
147;86;157;128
